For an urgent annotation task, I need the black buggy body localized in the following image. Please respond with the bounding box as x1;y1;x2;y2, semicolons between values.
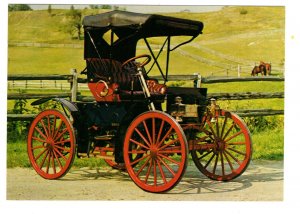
27;10;252;193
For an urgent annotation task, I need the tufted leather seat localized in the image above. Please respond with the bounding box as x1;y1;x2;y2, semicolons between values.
86;58;166;100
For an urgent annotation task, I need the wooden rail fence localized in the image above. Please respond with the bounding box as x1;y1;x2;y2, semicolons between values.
7;72;284;121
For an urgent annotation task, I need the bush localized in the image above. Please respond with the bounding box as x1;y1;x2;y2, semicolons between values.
240;8;248;15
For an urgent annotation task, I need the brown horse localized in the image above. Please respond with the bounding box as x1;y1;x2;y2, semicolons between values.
259;61;271;75
251;64;266;76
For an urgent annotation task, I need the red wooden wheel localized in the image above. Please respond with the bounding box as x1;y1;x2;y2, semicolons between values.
123;111;188;193
191;110;252;181
27;109;76;179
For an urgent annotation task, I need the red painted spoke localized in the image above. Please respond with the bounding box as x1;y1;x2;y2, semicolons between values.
206;120;218;139
144;159;153;183
227;141;246;145
34;148;48;161
222;122;235;141
220;116;228;139
216;117;220;137
135;156;151;177
129;138;149;150
131;153;150;166
50;151;56;174
224;130;243;143
39;119;49;138
157;156;176;177
46;151;51;174
204;152;216;169
39;150;49;169
156;120;165;146
53;119;63;140
54;139;70;145
47;115;52;137
198;149;213;160
51;115;56;138
31;144;46;150
224;150;242;165
134;128;151;148
34;127;47;141
153;159;157;186
54;128;68;142
212;153;219;174
159;138;179;150
142;121;152;145
127;149;147;154
220;152;225;176
53;147;68;161
223;150;234;171
54;145;71;153
156;159;167;185
52;149;63;170
32;136;47;143
227;147;246;156
158;153;180;165
152;118;156;145
157;126;174;148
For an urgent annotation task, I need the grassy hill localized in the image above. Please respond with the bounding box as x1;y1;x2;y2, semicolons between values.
8;6;285;76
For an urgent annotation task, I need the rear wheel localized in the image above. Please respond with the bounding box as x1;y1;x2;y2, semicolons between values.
191;110;252;181
124;111;188;193
27;109;76;179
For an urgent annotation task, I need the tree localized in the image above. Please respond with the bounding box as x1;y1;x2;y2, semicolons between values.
64;7;82;40
8;4;32;11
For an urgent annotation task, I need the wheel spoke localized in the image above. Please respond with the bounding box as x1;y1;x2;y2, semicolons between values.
157;159;167;185
222;122;235;141
34;148;48;161
223;150;234;171
224;150;242;165
52;149;63;170
144;159;153;183
224;130;243;143
39;119;49;138
220;115;228;139
157;126;173;148
159;138;179;150
220;151;225;176
32;136;47;143
53;119;63;140
134;127;151;148
129;138;149;150
204;152;216;169
142;121;152;145
135;156;151;177
54;128;68;142
157;155;176;177
227;147;246;156
51;151;56;174
39;150;49;169
53;147;68;161
152;118;156;145
212;153;219;174
156;120;165;146
34;127;47;141
158;153;180;165
198;149;213;160
131;153;150;166
51;115;57;138
54;145;71;153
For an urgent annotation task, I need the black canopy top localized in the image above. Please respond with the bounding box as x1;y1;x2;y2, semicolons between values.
83;10;204;65
82;10;203;38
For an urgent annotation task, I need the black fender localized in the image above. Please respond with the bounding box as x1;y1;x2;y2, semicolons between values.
31;97;78;113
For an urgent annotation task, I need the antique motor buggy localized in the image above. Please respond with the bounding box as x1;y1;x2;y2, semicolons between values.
27;10;252;193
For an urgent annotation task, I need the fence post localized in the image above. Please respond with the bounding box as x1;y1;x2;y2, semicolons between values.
193;73;201;88
71;68;78;102
237;64;241;77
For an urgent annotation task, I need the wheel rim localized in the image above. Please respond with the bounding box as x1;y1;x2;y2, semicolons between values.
124;111;188;193
191;110;252;181
27;110;75;179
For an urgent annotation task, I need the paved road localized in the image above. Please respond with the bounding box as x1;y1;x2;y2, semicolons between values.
6;160;283;201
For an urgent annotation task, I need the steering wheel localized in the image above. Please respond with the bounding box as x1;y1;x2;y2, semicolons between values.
122;54;151;68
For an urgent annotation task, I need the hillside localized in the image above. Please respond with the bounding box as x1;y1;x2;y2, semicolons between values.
8;6;285;76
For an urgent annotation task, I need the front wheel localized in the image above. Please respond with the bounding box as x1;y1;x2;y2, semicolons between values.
191;110;252;181
123;111;188;193
27;109;76;179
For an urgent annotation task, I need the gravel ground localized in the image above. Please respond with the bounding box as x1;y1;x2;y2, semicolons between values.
6;160;283;201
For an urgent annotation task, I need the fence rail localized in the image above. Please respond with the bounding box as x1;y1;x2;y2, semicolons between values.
7;72;284;120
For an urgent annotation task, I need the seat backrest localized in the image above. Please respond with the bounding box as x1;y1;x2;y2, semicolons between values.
86;58;142;90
